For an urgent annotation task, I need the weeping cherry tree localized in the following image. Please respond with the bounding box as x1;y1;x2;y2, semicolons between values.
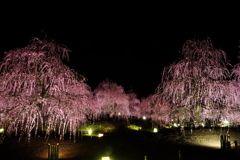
93;80;130;120
0;38;92;142
126;90;140;118
156;38;230;128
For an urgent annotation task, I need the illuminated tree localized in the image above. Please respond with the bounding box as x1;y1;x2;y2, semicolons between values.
93;80;130;120
139;95;154;119
0;38;92;142
126;90;140;118
139;94;171;128
156;38;230;127
150;95;172;128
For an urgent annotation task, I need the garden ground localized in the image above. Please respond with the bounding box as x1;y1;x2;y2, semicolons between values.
0;120;240;160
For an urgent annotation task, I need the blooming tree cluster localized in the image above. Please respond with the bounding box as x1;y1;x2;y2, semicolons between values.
139;94;171;128
93;80;130;119
0;37;142;141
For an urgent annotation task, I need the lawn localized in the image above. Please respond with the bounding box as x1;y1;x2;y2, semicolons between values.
0;120;240;160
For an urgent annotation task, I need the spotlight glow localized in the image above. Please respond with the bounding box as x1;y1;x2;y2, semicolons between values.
88;129;92;135
223;120;229;124
98;133;104;137
102;156;110;160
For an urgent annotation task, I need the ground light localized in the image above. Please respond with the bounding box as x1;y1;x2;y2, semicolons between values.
88;129;92;135
0;128;4;144
223;120;229;124
153;128;158;133
102;156;110;160
222;119;230;127
98;133;104;137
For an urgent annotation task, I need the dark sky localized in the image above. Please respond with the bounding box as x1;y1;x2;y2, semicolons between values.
1;3;239;99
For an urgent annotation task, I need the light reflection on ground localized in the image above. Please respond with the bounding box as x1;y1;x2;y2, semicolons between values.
182;128;240;150
36;139;84;159
190;138;221;149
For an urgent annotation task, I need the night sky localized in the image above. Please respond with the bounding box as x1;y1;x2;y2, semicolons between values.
1;3;239;99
